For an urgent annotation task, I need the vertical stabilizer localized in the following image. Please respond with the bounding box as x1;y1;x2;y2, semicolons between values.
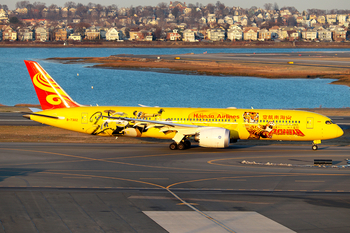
24;60;80;110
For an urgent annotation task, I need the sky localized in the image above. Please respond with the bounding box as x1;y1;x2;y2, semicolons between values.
2;0;349;12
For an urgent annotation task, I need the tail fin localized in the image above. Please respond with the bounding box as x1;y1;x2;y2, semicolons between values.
24;60;80;110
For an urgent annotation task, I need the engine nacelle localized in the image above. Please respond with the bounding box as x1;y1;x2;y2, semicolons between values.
195;127;230;148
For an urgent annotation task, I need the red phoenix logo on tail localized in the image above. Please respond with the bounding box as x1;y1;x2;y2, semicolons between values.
24;60;80;110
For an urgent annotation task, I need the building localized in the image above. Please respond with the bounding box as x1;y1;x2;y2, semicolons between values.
55;28;67;41
129;29;143;41
287;30;299;41
2;26;17;41
105;28;121;41
317;28;332;41
35;27;49;41
206;28;225;41
258;28;271;41
182;29;195;42
166;29;181;41
243;27;258;41
17;27;34;41
227;25;243;41
301;29;317;41
85;26;100;40
333;30;347;42
68;33;81;41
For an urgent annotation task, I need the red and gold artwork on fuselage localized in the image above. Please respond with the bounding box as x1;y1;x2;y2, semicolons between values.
243;111;305;140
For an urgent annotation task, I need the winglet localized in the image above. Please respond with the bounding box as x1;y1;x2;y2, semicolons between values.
24;60;80;110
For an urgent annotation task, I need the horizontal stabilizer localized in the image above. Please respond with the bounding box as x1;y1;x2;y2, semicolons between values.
22;112;61;119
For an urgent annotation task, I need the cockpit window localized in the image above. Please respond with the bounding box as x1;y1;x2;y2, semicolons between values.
325;120;334;125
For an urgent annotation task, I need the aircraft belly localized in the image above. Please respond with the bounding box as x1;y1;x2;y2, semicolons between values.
141;128;176;139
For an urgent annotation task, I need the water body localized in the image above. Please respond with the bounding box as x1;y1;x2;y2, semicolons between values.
0;47;350;109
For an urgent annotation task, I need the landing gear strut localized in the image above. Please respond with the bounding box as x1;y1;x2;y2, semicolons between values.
312;140;321;151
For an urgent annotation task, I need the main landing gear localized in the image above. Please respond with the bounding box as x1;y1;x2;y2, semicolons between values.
169;140;191;150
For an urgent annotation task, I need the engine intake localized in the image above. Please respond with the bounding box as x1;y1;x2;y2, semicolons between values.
195;127;230;148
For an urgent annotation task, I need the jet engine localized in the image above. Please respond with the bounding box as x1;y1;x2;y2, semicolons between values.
194;127;230;148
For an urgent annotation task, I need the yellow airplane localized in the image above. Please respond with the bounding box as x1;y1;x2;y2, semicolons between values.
23;60;343;150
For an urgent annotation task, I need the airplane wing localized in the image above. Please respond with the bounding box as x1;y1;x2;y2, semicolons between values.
102;115;201;143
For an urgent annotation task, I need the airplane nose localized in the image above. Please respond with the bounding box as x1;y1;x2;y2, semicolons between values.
336;125;344;138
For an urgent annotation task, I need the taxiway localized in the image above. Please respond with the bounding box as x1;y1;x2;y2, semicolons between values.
0;143;349;232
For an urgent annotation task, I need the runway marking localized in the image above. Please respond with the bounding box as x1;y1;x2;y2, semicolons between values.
144;211;295;233
35;170;167;190
176;202;198;205
295;180;325;183
140;178;169;180
128;196;272;204
166;188;236;233
0;147;229;172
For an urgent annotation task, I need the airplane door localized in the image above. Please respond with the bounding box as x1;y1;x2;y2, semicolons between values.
81;113;88;124
306;117;314;129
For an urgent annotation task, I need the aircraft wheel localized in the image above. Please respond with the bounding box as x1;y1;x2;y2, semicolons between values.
169;142;178;150
312;144;318;150
177;142;186;150
184;140;191;148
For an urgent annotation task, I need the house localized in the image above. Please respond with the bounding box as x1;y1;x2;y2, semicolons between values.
279;28;290;40
169;1;187;11
337;15;347;25
182;29;195;42
106;27;121;41
54;28;67;41
269;26;280;40
206;28;225;41
17;27;34;41
317;29;332;41
287;30;299;41
166;29;181;41
243;27;258;41
224;15;234;24
35;27;49;41
144;33;153;41
68;33;81;41
2;26;17;41
85;26;100;40
199;17;207;25
317;15;326;24
129;29;143;41
258;28;271;41
333;30;346;42
0;9;8;22
227;25;242;41
207;14;217;24
301;29;317;41
326;14;337;24
296;16;304;24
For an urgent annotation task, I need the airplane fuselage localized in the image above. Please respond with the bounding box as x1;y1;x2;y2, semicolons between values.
29;106;343;143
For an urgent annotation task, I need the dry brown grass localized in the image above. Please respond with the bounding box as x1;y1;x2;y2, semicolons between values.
50;56;350;87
